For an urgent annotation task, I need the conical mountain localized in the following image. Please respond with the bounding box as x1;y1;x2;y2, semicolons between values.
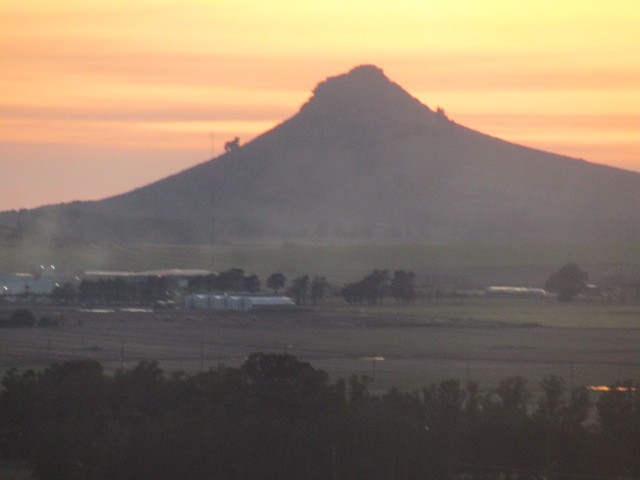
4;65;640;243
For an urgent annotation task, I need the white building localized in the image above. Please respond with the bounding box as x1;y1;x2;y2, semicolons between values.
484;286;549;297
0;265;65;297
184;294;295;312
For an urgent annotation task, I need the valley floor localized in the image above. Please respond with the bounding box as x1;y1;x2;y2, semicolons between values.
1;298;639;393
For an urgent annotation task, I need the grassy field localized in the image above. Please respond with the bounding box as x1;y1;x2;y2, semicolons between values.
1;299;639;395
330;296;640;328
1;240;638;285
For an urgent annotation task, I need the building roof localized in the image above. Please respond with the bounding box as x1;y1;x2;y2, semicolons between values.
84;269;213;278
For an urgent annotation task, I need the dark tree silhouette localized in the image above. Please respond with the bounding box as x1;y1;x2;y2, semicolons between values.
545;263;589;302
243;274;261;293
223;136;240;152
390;270;416;304
5;356;640;480
342;269;390;305
289;275;310;305
266;273;286;293
216;268;245;292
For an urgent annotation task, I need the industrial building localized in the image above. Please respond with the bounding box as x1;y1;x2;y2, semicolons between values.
0;265;66;297
184;294;295;312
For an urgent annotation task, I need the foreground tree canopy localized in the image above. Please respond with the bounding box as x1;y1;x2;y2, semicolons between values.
0;355;639;480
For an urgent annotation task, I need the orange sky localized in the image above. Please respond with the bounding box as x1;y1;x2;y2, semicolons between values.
1;0;638;211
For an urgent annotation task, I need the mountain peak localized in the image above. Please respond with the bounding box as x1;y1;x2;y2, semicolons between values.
6;65;640;245
343;64;388;80
300;64;432;121
310;64;403;99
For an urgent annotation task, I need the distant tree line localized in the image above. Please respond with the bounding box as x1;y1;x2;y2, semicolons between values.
47;268;457;308
46;269;333;307
341;264;639;305
287;275;330;306
342;269;416;305
0;355;639;480
46;263;640;308
189;271;330;306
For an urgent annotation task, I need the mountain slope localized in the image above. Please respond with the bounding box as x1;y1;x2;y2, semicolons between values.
4;65;640;243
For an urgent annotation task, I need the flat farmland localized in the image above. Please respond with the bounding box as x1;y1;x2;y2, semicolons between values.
1;301;639;395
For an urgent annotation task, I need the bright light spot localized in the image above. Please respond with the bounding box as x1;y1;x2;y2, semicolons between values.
588;385;636;392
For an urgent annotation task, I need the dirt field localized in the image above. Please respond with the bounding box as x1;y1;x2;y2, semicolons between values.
1;304;639;395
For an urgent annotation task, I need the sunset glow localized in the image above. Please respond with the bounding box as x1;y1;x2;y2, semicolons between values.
1;0;638;210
